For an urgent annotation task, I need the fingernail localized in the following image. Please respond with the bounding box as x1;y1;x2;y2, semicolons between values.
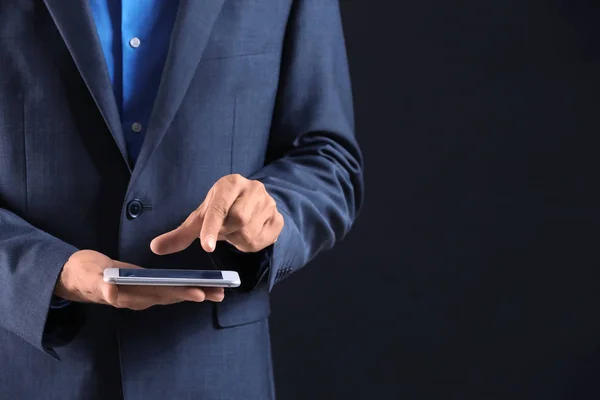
206;236;216;251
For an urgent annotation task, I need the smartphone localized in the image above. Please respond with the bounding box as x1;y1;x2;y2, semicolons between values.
103;268;241;288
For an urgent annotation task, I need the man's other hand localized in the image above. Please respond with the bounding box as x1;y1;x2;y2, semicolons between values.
150;174;284;255
54;250;224;310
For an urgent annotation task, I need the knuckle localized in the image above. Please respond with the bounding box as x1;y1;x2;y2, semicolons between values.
232;173;244;183
184;288;204;302
252;180;265;191
238;227;253;241
240;229;259;250
209;202;228;219
247;242;260;252
230;208;250;226
226;173;243;185
113;300;128;309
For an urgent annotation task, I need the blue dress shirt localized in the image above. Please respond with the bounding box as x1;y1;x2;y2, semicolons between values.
89;0;180;163
51;0;180;309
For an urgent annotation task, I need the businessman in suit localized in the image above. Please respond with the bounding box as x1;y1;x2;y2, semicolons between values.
0;0;363;398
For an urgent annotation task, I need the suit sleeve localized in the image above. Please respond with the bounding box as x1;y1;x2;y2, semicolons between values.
245;0;364;291
0;208;79;358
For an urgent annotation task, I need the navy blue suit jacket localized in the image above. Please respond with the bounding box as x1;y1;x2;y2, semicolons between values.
0;0;363;398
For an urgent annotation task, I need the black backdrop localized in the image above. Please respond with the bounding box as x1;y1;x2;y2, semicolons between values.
269;1;600;399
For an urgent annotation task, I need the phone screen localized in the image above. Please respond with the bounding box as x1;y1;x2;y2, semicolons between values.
119;269;224;280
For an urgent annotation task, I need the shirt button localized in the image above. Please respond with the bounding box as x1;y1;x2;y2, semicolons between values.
129;37;141;48
131;122;142;133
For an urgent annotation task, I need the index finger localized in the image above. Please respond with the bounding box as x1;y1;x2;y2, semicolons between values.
150;210;203;255
200;185;241;252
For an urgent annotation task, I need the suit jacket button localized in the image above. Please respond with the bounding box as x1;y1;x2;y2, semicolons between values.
126;199;144;219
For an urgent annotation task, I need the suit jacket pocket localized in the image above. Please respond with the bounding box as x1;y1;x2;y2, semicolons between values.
215;284;271;328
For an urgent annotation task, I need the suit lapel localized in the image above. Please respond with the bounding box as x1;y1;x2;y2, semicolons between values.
42;0;131;172
131;0;226;178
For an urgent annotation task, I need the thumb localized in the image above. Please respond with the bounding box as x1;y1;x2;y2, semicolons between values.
150;224;199;255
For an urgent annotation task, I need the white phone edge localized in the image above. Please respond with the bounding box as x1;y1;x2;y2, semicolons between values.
102;268;241;288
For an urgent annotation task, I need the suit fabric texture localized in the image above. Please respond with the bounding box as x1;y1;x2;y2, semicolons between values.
0;0;363;399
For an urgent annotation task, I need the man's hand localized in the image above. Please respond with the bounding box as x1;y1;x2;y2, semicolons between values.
150;174;284;255
54;250;224;310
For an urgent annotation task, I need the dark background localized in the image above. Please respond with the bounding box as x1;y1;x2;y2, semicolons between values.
270;1;600;399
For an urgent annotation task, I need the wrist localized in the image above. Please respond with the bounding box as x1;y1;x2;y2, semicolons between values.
54;259;75;300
